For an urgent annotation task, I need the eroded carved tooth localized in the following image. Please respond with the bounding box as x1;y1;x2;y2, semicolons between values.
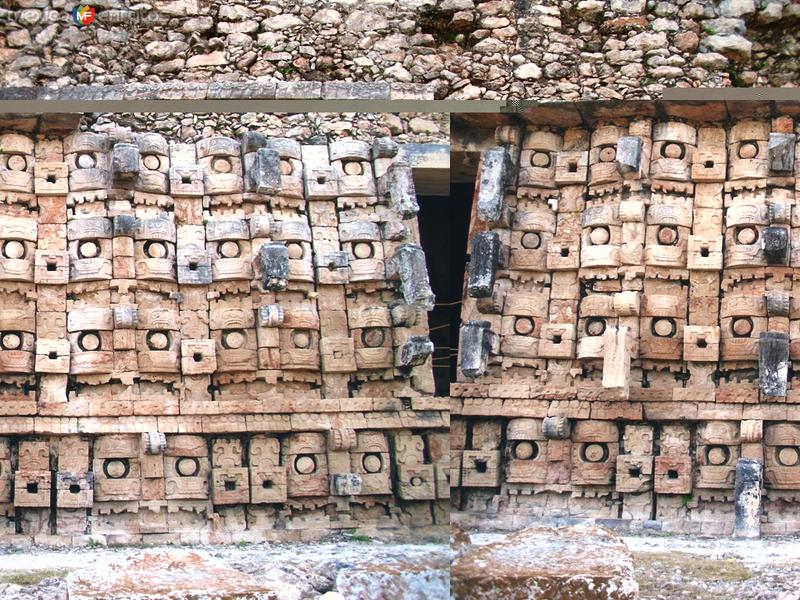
467;231;501;299
459;320;494;378
258;241;289;291
768;132;795;172
477;146;512;225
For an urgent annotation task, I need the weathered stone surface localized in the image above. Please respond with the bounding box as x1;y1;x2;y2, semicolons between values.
759;331;789;397
451;525;638;599
467;231;500;298
768;132;795;172
67;550;288;599
733;458;763;539
477;147;511;225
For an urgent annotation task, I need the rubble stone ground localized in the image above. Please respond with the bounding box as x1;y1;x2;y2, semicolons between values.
0;534;450;600
468;530;800;600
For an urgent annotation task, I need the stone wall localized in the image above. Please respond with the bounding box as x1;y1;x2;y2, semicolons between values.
0;117;448;544
2;0;799;99
80;112;450;146
452;103;800;535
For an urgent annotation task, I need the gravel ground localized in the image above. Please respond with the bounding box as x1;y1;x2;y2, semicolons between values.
0;534;450;600
469;531;800;600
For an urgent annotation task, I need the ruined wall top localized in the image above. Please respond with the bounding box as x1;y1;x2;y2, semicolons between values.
1;0;799;100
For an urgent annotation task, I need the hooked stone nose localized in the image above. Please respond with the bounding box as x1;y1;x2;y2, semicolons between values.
601;325;631;401
759;331;789;397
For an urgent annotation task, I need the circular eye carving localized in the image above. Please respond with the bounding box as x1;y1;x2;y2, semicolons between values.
286;242;304;260
295;455;316;475
222;329;245;350
78;240;100;259
146;330;171;351
142;154;161;170
362;453;383;473
292;329;311;349
279;159;293;175
531;151;551;168
513;441;539;460
736;227;758;245
514;317;535;336
78;331;101;352
361;327;385;348
103;458;130;479
0;332;21;350
777;446;800;467
581;443;609;463
144;240;168;259
662;142;685;160
598;146;616;162
352;241;373;259
731;317;753;338
589;226;610;246
211;157;232;173
738;141;759;159
2;240;25;259
6;154;27;171
657;226;679;246
343;160;364;176
77;153;96;169
706;446;731;466
521;232;541;249
652;318;676;338
218;240;241;258
175;457;200;477
586;318;606;337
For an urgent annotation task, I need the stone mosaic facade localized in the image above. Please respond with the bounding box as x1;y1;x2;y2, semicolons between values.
452;105;800;534
1;0;799;99
0;119;448;543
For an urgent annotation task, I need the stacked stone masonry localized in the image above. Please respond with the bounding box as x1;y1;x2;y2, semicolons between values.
0;123;448;543
453;107;800;535
2;0;800;99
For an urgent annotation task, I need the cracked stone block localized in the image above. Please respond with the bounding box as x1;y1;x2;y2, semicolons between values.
543;416;571;440
380;161;419;219
246;147;282;194
759;331;789;397
390;244;436;311
467;231;501;299
112;143;140;182
112;215;139;237
258;242;289;291
768;132;795;172
615;136;643;175
400;335;434;368
459;321;493;379
372;137;399;160
733;458;762;539
452;525;638;600
331;473;362;496
477;147;511;225
762;226;789;265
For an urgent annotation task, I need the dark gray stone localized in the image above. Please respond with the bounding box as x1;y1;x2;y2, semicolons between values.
399;335;434;368
733;458;762;539
616;136;643;175
762;226;789;265
240;130;268;154
257;304;284;327
112;215;139;237
314;250;349;269
477;146;512;225
372;137;399;160
177;259;212;285
112;143;140;182
390;244;436;311
459;320;494;379
467;231;501;298
542;416;571;440
380;161;419;219
330;473;363;496
768;132;796;172
765;290;790;317
258;242;290;291
759;331;789;397
246;148;282;195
